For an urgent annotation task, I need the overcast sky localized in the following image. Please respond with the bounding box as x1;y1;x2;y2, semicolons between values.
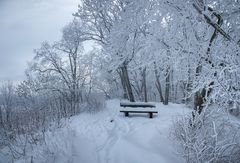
0;0;79;82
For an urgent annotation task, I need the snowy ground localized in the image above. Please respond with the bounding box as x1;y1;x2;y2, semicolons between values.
12;99;191;163
57;99;191;163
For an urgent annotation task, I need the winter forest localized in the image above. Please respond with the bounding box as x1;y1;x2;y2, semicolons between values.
1;0;240;162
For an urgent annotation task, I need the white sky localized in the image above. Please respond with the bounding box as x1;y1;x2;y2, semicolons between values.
0;0;79;82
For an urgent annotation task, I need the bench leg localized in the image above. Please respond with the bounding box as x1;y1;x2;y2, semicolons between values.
149;112;153;118
124;112;129;117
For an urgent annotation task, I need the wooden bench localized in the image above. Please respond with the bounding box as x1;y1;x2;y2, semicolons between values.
120;101;158;118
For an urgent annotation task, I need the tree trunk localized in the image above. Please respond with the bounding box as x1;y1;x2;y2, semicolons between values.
163;67;170;105
0;106;2;126
121;65;135;102
142;67;148;102
193;6;221;114
171;69;175;102
154;62;165;103
194;61;204;114
185;66;192;104
118;70;128;99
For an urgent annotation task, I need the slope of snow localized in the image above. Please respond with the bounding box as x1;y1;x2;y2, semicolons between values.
107;101;190;163
13;99;191;163
66;99;190;163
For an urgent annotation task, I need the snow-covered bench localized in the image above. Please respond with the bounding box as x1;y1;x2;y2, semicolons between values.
120;101;157;118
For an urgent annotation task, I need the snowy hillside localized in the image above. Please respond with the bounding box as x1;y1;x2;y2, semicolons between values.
13;100;190;163
1;0;240;163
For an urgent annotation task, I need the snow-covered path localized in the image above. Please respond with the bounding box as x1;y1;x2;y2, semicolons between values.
106;100;189;163
22;99;190;163
109;123;180;163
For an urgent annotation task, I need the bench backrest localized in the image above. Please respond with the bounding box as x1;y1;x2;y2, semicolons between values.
120;101;156;108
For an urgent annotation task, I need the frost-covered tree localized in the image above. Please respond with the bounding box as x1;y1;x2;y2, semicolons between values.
73;0;240;110
27;20;90;114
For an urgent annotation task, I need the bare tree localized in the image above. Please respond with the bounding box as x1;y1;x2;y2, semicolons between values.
0;81;15;126
30;20;87;115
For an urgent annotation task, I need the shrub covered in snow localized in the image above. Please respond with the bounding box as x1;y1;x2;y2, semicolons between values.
172;107;240;163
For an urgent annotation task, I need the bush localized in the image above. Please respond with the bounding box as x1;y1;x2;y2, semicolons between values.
171;107;240;163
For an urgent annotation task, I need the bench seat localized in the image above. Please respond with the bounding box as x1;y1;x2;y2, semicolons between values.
120;110;158;118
